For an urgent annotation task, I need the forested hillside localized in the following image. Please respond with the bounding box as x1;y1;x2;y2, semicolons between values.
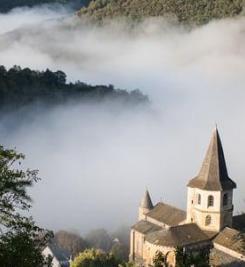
78;0;245;24
0;66;148;111
0;0;89;13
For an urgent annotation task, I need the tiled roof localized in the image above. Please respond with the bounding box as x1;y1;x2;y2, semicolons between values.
188;128;236;191
146;202;186;226
132;220;161;235
146;223;210;247
210;248;245;266
213;227;245;256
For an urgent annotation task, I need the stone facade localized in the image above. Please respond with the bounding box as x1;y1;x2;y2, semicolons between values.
130;128;245;267
186;188;234;232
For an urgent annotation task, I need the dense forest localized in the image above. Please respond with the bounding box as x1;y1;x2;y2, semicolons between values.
78;0;245;25
0;65;148;111
0;0;89;13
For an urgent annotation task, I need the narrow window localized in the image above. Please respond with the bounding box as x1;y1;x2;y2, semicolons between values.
208;195;214;207
223;193;228;206
198;194;201;205
205;215;212;226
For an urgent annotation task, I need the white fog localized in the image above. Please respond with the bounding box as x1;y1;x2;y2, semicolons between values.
0;5;245;233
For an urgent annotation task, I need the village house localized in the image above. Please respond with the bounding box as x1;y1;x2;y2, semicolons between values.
42;242;71;267
130;128;245;266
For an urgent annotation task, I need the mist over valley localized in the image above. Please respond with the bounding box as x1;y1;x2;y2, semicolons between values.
0;3;245;236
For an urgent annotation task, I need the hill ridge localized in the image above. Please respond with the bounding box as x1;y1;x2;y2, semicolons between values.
78;0;245;25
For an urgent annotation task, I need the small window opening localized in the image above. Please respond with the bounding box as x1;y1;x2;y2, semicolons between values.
208;195;214;207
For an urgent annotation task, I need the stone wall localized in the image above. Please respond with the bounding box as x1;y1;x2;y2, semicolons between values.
187;187;233;232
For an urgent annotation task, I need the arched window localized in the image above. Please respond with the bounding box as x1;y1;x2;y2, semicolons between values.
198;194;201;205
223;193;228;206
205;215;212;226
208;195;214;207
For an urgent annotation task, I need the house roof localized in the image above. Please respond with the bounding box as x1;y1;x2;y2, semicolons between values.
213;227;245;256
140;190;153;210
188;127;236;191
48;243;70;264
210;248;245;266
146;202;186;226
132;220;162;235
146;223;210;247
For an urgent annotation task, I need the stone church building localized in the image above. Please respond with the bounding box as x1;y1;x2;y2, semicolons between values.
130;128;245;266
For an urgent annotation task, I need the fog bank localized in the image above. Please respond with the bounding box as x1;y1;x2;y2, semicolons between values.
0;6;245;232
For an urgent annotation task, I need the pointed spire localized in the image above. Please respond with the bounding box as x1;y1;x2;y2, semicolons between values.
188;127;236;191
140;190;153;210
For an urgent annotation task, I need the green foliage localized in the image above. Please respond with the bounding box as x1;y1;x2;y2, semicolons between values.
0;218;53;267
54;226;130;262
71;248;120;267
78;0;245;25
176;246;210;267
0;145;38;228
110;241;128;262
175;247;185;267
110;226;130;261
0;65;148;111
153;251;165;267
0;145;53;267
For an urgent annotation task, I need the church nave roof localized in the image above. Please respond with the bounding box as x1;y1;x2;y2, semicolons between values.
146;202;186;226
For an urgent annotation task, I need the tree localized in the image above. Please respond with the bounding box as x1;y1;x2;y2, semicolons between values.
110;241;129;261
0;146;38;228
78;0;244;25
153;251;165;267
175;246;210;267
0;218;53;267
54;230;88;257
85;228;113;252
71;248;120;267
0;145;53;267
0;65;148;110
175;247;185;267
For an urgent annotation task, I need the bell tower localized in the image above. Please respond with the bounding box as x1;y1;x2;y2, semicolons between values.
186;127;236;232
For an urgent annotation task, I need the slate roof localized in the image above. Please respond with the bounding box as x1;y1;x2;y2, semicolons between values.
48;243;70;266
140;190;153;210
132;220;162;235
210;248;245;266
146;223;210;247
188;128;236;191
213;227;245;256
146;202;186;226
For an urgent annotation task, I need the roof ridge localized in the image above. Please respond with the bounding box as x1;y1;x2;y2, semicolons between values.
170;223;197;229
157;202;186;214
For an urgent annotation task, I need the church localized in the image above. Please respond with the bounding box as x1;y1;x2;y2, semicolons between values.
130;128;245;266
